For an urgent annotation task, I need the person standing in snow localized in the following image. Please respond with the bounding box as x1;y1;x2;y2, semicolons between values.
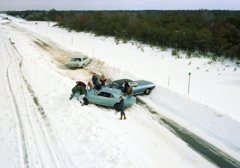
123;80;130;94
126;86;133;96
87;81;93;90
95;82;102;90
100;75;107;86
119;96;126;120
92;73;98;87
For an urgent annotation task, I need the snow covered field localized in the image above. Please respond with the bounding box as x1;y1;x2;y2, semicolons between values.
0;14;240;168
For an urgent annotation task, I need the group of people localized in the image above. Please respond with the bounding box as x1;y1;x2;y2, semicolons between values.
70;73;106;101
92;73;107;90
69;72;127;120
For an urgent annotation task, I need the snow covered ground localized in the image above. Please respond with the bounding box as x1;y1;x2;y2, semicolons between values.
0;14;240;167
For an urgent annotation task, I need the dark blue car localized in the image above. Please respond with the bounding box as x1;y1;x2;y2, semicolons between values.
108;79;155;95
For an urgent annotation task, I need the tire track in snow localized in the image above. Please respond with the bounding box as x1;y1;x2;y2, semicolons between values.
3;40;29;168
4;37;64;168
10;38;77;168
7;40;62;168
3;23;81;168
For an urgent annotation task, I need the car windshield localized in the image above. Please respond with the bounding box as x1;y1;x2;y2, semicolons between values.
98;92;113;98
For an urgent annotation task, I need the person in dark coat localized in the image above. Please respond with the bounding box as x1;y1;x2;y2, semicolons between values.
95;82;102;90
76;81;86;88
123;81;130;94
69;81;87;101
100;75;107;86
92;73;98;87
119;96;126;120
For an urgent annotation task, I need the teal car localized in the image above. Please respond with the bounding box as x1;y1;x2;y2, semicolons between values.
83;87;136;110
108;79;155;95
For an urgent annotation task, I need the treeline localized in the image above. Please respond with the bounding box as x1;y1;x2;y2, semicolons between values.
6;10;240;59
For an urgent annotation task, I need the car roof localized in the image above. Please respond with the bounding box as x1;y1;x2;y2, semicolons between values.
70;55;87;59
113;79;133;84
99;87;122;95
135;80;154;85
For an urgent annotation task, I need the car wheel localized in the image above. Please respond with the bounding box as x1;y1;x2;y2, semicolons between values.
83;97;89;105
144;88;151;95
114;103;120;111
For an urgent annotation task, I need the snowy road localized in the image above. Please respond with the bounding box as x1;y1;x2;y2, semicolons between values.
0;16;239;168
3;35;29;168
1;27;77;168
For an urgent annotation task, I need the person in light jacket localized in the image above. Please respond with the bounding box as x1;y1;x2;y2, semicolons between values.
87;81;93;90
100;75;107;86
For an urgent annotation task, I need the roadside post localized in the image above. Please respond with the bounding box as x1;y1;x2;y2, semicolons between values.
168;75;170;87
188;72;191;94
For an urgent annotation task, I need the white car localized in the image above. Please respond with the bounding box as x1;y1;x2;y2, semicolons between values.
66;56;91;68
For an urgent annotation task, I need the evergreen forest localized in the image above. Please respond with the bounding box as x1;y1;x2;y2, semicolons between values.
6;10;240;59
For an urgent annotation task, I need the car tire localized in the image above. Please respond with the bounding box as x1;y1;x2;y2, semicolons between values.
83;97;89;105
114;103;120;111
144;88;151;95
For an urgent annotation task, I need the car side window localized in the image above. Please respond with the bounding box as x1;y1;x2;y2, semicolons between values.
98;92;112;98
83;57;87;60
